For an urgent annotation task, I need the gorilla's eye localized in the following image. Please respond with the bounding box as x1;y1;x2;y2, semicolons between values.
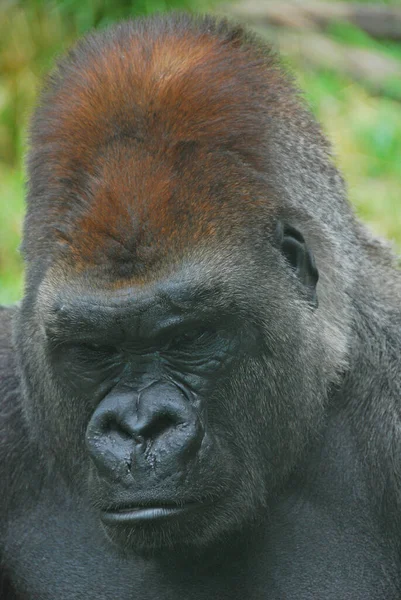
80;342;117;355
167;328;211;352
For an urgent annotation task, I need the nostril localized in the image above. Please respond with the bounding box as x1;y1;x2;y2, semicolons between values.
97;411;132;440
93;407;182;445
139;412;180;442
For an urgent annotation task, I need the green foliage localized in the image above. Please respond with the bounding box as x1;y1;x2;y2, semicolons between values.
298;68;401;251
0;1;400;304
327;21;401;101
0;169;24;304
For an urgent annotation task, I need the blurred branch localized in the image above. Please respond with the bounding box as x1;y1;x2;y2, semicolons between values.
229;2;401;41
273;31;401;99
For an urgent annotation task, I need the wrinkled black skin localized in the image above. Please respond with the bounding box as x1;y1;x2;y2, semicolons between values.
2;14;401;600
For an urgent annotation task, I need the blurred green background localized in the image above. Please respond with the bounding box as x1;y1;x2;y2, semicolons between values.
0;0;400;304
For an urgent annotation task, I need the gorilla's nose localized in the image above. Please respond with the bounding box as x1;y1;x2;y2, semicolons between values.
85;382;204;481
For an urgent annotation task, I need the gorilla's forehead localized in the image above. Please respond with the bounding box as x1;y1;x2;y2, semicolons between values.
58;142;270;276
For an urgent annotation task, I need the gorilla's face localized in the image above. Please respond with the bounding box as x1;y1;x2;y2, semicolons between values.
16;229;329;554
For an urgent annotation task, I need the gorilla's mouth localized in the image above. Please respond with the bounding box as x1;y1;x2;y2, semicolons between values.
101;501;201;525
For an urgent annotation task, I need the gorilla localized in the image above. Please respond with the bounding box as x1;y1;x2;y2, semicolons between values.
1;13;401;600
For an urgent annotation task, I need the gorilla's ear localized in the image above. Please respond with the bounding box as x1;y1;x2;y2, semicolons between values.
276;222;319;307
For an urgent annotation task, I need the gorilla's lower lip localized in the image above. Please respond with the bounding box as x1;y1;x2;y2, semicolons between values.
101;503;198;524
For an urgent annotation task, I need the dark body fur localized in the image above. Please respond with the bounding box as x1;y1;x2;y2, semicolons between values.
1;14;401;599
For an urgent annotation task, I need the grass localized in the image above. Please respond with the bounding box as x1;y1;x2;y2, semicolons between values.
0;3;400;304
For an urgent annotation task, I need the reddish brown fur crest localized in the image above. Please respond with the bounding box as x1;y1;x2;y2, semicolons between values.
25;14;300;280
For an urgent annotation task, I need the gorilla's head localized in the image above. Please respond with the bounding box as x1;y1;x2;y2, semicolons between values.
15;14;351;553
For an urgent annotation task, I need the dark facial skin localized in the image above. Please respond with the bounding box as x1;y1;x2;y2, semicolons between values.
24;225;318;554
50;282;240;550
